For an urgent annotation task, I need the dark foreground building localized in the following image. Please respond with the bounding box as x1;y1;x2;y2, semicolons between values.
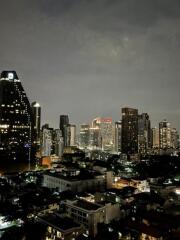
0;71;34;163
122;107;138;155
59;115;69;147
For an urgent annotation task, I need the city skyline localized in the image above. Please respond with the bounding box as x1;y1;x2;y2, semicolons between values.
1;2;180;239
1;70;179;164
1;0;180;131
0;70;179;135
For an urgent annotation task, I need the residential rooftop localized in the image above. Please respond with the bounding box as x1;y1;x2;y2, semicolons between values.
44;170;103;181
74;200;103;211
38;214;81;232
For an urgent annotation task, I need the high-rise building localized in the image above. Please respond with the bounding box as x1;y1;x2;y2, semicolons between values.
152;127;159;149
70;124;76;146
159;120;171;150
121;107;138;155
92;117;114;151
171;128;179;149
138;113;151;155
114;121;122;153
53;129;64;157
59;115;69;146
89;127;101;150
41;125;64;158
41;124;53;157
65;124;76;147
79;124;90;149
0;71;33;162
31;101;41;149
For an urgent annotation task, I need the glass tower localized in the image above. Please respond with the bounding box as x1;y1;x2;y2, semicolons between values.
0;71;33;162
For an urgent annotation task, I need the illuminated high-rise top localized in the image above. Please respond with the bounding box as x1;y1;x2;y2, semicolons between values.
0;71;19;81
0;71;33;162
31;101;41;147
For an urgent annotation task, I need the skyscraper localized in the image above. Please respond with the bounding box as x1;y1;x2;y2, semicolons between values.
0;71;33;162
59;115;69;146
31;101;41;150
41;124;53;157
41;124;64;158
53;129;64;157
152;127;159;149
79;124;90;149
159;120;171;150
121;107;138;155
89;127;101;150
114;121;122;153
138;113;151;155
69;124;76;146
171;128;179;150
65;124;76;147
92;117;114;151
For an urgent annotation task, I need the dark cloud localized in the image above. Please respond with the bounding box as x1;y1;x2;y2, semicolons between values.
0;0;180;131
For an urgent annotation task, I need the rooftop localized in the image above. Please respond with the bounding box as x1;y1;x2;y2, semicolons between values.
38;214;81;232
75;200;103;211
127;220;165;238
45;170;102;181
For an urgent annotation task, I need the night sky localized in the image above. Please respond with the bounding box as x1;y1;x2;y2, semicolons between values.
1;0;180;131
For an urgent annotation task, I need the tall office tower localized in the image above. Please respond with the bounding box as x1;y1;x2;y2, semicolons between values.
138;113;151;155
31;102;41;150
152;127;159;149
89;127;101;150
114;121;122;153
70;124;76;146
159;120;171;150
0;71;33;162
79;124;90;149
121;107;138;155
59;115;69;146
41;124;53;156
171;128;179;149
65;124;76;146
92;117;114;151
54;129;64;157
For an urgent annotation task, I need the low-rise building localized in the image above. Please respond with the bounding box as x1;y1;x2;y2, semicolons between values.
37;214;84;240
63;199;120;237
113;178;150;193
43;170;113;193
